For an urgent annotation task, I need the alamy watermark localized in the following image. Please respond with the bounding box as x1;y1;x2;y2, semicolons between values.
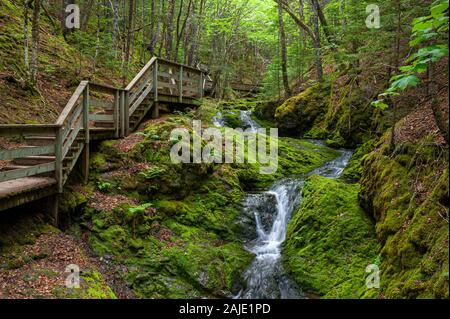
366;4;381;29
366;264;380;289
65;4;80;29
170;120;279;174
65;264;80;289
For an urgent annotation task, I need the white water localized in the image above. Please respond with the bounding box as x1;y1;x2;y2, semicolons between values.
236;148;352;299
212;110;261;132
211;109;353;299
239;110;261;132
212;111;225;127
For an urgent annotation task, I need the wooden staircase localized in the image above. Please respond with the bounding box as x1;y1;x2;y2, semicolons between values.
0;57;205;221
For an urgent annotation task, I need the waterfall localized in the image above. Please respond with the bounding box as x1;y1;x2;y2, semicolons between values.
237;144;353;299
208;107;353;299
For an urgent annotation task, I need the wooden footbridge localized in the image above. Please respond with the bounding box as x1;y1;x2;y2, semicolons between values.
0;57;205;223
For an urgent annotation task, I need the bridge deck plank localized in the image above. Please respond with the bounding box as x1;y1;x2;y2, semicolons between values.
0;177;57;200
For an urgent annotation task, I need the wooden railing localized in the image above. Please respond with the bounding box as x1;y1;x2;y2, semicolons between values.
0;57;205;197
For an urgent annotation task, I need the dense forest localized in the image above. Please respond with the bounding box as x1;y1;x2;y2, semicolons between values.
0;0;448;301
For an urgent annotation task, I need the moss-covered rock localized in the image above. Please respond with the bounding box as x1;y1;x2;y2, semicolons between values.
274;83;330;136
359;133;449;299
283;175;379;298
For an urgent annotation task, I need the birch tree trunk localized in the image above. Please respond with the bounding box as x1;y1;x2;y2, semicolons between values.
30;0;42;86
23;0;30;77
278;3;291;98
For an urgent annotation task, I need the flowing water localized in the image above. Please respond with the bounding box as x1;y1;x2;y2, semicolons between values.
236;148;352;299
211;110;353;299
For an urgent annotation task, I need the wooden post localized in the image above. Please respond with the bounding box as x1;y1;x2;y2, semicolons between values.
47;195;59;227
120;90;125;137
124;91;130;136
178;66;183;103
151;102;159;119
55;127;63;193
81;84;90;183
199;72;204;99
114;90;120;138
153;60;159;102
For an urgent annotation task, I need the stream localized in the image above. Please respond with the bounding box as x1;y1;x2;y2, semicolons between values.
213;110;353;299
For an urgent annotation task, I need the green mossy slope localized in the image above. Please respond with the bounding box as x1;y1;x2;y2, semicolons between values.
283;175;379;298
62;102;342;298
255;78;377;148
359;133;449;298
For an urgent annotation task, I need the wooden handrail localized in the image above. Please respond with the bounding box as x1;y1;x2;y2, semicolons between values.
56;81;89;126
156;58;203;73
125;57;157;91
1;56;206;199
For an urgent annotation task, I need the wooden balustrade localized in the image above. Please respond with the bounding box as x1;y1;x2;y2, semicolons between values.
0;57;205;208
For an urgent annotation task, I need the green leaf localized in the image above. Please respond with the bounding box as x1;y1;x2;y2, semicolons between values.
372;100;389;110
390;74;420;91
431;2;449;18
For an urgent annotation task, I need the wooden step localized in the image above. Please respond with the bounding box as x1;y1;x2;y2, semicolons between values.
13;156;56;166
92;121;115;128
0;165;30;171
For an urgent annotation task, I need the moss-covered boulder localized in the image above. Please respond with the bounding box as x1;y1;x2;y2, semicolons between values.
359;133;449;298
283;175;379;298
274;83;330;136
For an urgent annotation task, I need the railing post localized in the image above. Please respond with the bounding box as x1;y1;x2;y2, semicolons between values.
153;59;159;102
198;72;203;99
120;90;125;137
179;66;183;103
81;84;90;183
124;90;130;136
55;126;63;193
114;90;120;138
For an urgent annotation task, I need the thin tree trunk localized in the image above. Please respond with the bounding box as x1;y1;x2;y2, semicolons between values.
165;0;176;59
80;0;94;31
311;10;323;81
175;0;192;62
278;3;291;97
23;0;30;77
111;0;119;57
123;0;135;85
31;0;42;86
187;0;205;66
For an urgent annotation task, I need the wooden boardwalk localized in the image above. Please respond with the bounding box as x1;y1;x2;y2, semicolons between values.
0;57;205;220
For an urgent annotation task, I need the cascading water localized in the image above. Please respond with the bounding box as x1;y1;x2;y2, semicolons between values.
236;148;352;299
210;108;353;298
240;110;261;132
212;111;225;127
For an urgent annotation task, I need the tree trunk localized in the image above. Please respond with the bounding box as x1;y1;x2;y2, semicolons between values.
123;0;135;85
80;0;94;32
23;0;30;76
278;3;291;98
165;0;176;59
31;0;42;86
311;10;323;81
111;0;119;57
187;0;205;66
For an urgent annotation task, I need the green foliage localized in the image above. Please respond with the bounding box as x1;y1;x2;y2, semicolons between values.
97;180;112;192
373;0;449;109
138;167;166;180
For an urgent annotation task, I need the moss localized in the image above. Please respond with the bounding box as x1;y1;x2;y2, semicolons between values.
359;133;449;298
238;137;340;190
342;138;377;181
90;153;108;171
283;175;379;298
274;83;330;135
59;189;87;213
